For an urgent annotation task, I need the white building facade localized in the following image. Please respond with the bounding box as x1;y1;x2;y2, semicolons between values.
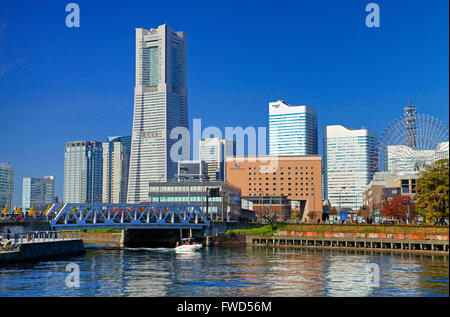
199;138;235;181
323;125;378;212
269;100;318;155
386;141;449;172
434;141;449;161
127;24;188;203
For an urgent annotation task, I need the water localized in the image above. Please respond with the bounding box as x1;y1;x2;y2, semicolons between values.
0;246;448;297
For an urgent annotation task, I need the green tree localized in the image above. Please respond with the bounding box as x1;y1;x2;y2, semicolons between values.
415;159;449;224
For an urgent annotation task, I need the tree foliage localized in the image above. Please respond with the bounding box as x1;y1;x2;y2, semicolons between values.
415;159;449;223
381;195;415;220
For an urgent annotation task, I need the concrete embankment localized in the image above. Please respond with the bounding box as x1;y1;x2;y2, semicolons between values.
207;232;449;255
0;240;85;265
78;232;123;247
206;233;247;246
246;234;449;255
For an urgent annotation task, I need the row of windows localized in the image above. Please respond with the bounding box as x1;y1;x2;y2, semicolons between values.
248;172;314;176
248;192;312;197
247;166;314;170
249;186;314;191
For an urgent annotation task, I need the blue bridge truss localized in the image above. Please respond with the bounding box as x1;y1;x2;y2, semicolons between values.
47;203;210;230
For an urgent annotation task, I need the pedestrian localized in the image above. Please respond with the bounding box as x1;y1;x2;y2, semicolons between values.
6;227;11;240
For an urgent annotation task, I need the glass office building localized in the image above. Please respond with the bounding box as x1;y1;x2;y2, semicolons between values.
64;141;103;203
148;180;241;221
269;100;318;155
22;176;55;212
0;162;14;211
323;125;378;212
102;136;131;204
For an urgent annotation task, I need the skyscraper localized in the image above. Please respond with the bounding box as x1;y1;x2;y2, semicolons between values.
102;136;131;204
127;24;188;203
269;100;318;155
0;162;14;211
64;141;103;203
199;138;235;181
323;125;378;212
22;176;55;212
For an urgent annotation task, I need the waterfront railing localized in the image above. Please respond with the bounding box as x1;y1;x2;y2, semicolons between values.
0;231;80;251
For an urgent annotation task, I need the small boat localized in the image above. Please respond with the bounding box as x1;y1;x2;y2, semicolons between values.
175;238;203;252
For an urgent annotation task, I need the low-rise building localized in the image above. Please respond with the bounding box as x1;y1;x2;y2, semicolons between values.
177;160;208;181
226;155;322;222
148;180;242;222
363;170;419;217
241;195;291;222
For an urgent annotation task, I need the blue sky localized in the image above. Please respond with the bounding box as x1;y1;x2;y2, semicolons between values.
0;0;448;206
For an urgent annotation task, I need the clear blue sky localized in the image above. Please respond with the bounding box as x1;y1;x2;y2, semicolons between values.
0;0;448;206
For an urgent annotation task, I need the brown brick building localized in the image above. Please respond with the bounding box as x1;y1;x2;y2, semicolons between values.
226;155;322;222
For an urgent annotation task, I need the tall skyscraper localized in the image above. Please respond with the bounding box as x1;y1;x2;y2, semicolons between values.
269;100;318;155
323;125;378;212
127;24;188;203
102;136;131;204
64;141;103;203
22;176;55;212
199;138;235;181
0;162;14;210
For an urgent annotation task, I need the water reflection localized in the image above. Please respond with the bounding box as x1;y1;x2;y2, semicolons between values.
0;247;448;297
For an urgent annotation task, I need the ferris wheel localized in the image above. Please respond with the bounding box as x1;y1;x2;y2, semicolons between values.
378;100;449;172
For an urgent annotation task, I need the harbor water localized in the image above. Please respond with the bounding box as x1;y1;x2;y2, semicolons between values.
0;246;448;297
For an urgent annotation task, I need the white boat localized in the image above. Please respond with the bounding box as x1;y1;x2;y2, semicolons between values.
175;238;203;252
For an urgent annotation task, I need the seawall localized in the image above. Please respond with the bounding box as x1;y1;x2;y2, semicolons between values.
78;232;123;247
246;234;449;256
0;240;85;265
206;233;449;255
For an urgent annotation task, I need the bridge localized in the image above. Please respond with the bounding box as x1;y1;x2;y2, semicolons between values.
46;203;210;231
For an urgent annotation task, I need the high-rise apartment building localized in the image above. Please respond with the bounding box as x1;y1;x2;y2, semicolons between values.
128;24;188;203
199;138;235;181
64;141;103;203
22;176;55;212
0;162;14;210
269;100;318;155
102;136;131;204
323;125;378;212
